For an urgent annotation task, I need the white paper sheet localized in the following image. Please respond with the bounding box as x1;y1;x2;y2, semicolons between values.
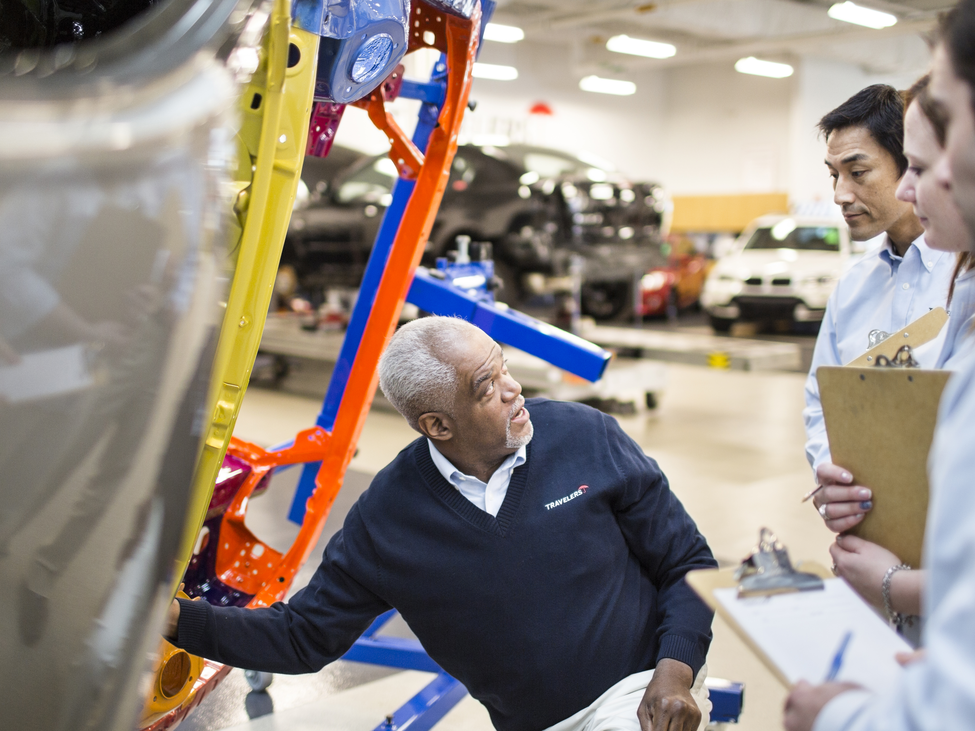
715;578;912;693
0;344;93;402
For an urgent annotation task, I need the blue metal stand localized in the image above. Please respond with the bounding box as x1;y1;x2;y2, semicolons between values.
370;672;468;731
706;677;745;724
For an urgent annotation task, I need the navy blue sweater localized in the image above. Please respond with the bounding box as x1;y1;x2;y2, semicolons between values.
175;399;716;731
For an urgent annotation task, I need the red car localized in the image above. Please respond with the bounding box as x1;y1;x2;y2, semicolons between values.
638;251;712;317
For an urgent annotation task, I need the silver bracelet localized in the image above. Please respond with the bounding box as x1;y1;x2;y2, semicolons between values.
882;564;911;626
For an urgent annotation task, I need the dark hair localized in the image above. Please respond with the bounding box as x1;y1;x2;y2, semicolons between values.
940;0;975;117
819;84;908;177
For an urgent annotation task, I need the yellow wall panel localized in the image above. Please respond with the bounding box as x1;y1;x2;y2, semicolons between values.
671;193;790;234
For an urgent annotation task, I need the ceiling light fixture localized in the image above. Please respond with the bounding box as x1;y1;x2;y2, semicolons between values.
827;1;897;29
606;34;676;59
483;23;525;43
472;62;519;81
579;75;637;95
734;57;794;79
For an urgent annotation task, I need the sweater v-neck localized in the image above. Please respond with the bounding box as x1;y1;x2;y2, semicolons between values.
414;439;532;536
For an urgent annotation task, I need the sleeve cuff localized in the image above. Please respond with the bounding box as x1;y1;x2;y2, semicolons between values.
813;689;875;731
174;598;211;657
657;634;706;678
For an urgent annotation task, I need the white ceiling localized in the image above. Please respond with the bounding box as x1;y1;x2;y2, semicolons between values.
487;0;951;75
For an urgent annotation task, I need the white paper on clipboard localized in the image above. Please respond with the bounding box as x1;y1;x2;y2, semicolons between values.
0;344;93;402
714;578;911;693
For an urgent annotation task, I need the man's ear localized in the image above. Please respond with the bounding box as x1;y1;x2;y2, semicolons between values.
417;412;453;442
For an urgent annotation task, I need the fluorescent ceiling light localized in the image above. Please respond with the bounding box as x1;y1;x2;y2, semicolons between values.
827;1;897;28
472;62;518;81
606;34;676;59
483;23;524;43
734;57;794;79
579;75;636;96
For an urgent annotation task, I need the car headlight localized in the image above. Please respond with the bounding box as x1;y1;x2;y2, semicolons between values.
641;271;669;291
350;33;395;83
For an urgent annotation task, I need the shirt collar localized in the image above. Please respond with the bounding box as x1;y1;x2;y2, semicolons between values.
426;439;527;486
879;231;940;272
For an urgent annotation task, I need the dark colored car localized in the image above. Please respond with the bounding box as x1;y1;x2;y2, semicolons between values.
282;144;668;317
294;145;366;206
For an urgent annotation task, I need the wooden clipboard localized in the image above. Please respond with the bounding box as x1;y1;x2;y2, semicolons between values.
687;563;832;688
846;307;948;367
817;366;950;568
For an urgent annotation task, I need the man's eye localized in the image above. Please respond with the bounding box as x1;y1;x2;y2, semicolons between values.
909;165;924;177
852;170;866;178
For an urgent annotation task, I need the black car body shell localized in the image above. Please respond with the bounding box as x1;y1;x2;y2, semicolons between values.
283;144;668;302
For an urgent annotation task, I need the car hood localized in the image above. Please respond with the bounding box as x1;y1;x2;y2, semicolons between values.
714;249;845;280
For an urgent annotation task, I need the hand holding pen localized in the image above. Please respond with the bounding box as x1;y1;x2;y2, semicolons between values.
803;462;874;535
825;631;853;682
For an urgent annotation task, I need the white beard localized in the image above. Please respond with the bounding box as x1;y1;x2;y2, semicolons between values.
505;415;533;449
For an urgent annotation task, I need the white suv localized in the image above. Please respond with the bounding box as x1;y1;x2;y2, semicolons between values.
702;215;865;332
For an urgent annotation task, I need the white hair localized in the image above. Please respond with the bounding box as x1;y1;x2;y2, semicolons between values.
378;316;481;431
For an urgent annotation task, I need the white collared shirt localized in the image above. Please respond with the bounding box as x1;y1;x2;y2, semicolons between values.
427;440;527;517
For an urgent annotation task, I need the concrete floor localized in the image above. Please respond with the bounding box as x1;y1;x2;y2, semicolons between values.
180;358;835;731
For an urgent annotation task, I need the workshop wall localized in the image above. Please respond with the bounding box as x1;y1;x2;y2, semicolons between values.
333;35;927;222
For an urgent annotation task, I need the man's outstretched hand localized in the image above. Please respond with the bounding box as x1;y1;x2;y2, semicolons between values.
165;583;195;641
638;658;701;731
165;598;181;640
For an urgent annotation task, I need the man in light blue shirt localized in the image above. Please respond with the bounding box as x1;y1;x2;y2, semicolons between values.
802;84;954;533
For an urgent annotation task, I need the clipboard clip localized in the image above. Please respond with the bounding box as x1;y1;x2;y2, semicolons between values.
733;528;825;597
868;329;891;348
873;344;919;369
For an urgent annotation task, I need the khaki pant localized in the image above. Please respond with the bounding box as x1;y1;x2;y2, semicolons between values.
544;665;711;731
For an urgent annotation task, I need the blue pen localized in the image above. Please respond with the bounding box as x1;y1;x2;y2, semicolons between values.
825;631;853;682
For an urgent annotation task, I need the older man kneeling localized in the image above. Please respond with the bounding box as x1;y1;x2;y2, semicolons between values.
167;316;717;731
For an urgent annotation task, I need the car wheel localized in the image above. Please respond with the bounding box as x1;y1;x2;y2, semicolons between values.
709;314;734;333
581;281;630;320
244;670;273;692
